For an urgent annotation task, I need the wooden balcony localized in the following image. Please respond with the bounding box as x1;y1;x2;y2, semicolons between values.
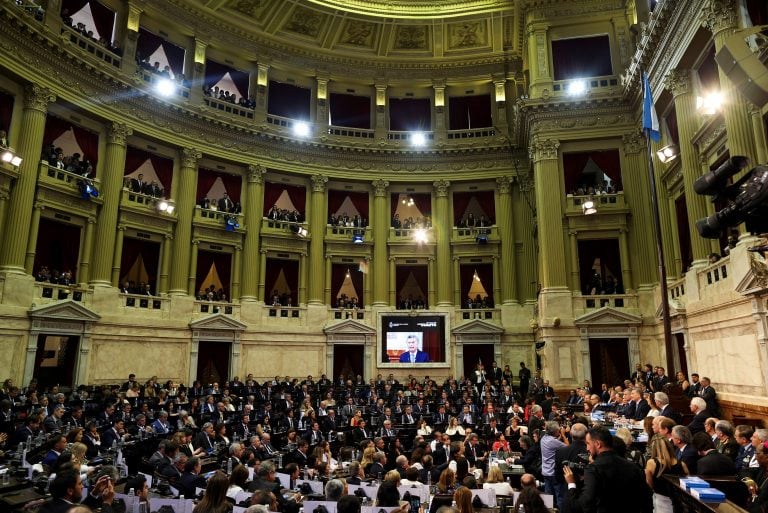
38;162;102;203
454;308;501;323
61;26;121;68
33;282;92;306
193;206;244;232
193;300;240;319
572;293;639;315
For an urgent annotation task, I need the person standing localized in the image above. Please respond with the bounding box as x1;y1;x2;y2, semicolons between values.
519;362;531;400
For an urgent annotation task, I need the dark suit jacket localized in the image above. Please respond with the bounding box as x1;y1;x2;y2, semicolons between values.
399;351;430;363
687;410;711;434
699;386;720;416
131;178;146;194
368;461;385;478
38;496;112;513
178;471;207;499
631;400;650;420
101;427;121;449
567;450;653;513
697;450;736;476
658;405;681;425
555;440;588;484
678;444;699;475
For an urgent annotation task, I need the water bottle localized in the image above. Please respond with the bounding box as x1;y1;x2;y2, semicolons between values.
127;487;135;498
227;458;233;474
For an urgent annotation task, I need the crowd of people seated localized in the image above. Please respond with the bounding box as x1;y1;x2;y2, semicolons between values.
199;284;230;302
391;214;432;230
0;359;753;513
199;193;242;214
60;9;122;56
135;54;191;90
584;271;623;295
203;85;256;109
42;144;94;178
35;266;75;285
270;289;294;307
464;295;493;309
398;295;427;310
457;213;492;229
328;213;367;228
266;206;303;223
335;294;359;310
568;181;622;197
124;172;164;198
15;0;45;21
119;281;155;296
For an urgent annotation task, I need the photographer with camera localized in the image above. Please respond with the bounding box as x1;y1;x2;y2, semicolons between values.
563;426;652;513
541;420;569;511
555;423;588;513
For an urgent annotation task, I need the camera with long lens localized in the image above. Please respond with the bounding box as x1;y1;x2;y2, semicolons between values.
563;453;590;474
694;156;768;238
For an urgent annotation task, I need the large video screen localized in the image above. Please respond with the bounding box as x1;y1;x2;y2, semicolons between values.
381;315;446;363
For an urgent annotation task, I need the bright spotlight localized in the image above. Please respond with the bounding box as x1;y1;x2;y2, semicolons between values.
158;200;169;211
656;144;680;164
293;121;311;137
413;228;428;243
165;204;175;214
155;78;176;97
582;200;597;215
411;132;427;147
696;91;723;115
1;151;12;163
11;156;21;166
568;80;587;96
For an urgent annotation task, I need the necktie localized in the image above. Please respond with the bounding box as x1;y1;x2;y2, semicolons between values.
675;449;682;459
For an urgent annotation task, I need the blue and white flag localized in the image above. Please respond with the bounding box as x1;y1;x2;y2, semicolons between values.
642;73;661;142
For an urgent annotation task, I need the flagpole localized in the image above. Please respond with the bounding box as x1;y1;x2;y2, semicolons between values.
642;70;675;372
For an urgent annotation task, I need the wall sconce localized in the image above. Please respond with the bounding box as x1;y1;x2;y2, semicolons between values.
656;144;680;164
156;199;176;214
1;148;22;167
582;199;597;215
696;91;723;115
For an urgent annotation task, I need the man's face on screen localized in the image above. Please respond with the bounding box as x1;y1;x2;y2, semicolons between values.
407;337;418;352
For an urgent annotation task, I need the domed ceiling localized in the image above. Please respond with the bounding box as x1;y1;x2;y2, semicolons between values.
154;0;523;75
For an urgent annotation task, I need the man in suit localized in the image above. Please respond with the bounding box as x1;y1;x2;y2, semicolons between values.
38;471;115;513
131;173;146;194
352;419;370;443
687;373;702;398
101;419;126;449
379;419;396;438
490;361;503;386
433;434;452;466
305;422;325;445
194;422;216;452
687;397;711;435
482;404;499;425
43;405;65;433
152;411;172;435
555;423;588;513
671;425;698;474
564;425;652;513
433;405;449;427
399;336;430;363
465;433;486;470
42;434;68;467
178;457;207;499
368;451;386;478
161;453;187;482
218;192;234;213
148;440;176;470
655;392;681;425
699;377;720;416
289;439;312;468
322;409;340;432
233;413;252;440
459;405;476;426
628;387;650;421
693;431;736;475
651;367;671;392
401;405;417;425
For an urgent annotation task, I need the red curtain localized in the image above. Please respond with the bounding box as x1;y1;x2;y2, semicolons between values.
562;150;620;193
0;92;13;135
327;190;369;220
149;154;173;194
452;192;473;225
478;190;495;223
331;264;364;306
264;258;299;303
284;184;306;215
263;181;284;216
119;238;160;287
220;174;242;204
43;116;72;147
551;35;612;81
196;168;219;202
125;146;150;174
412;193;431;218
196;250;232;296
327;190;346;218
70;125;99;166
34;218;81;280
390;193;398;218
348;191;369;221
267;81;312;120
389;98;431;131
589;150;621;187
205;60;250;99
396;265;428;304
61;0;89;16
88;0;115;43
329;93;371;129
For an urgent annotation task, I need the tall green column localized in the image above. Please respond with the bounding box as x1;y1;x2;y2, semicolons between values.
621;132;656;287
0;85;55;274
308;175;327;304
169;148;201;295
703;0;758;165
433;180;452;306
90;122;131;285
158;233;172;294
231;245;242;301
496;176;517;303
111;225;125;286
240;164;265;301
531;137;567;289
24;203;44;275
372;179;390;306
665;70;710;266
76;217;96;284
187;240;199;296
257;250;267;302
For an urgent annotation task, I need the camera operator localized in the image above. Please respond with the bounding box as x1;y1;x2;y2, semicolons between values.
541;420;569;511
555;423;588;513
563;426;652;513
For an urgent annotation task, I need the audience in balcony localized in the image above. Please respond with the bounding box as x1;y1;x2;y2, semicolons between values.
270;289;293;307
391;214;431;229
120;281;155;296
465;294;494;309
569;181;622;196
336;294;359;310
198;195;242;214
35;266;75;286
0;129;8;148
328;213;367;228
584;272;623;295
42;145;94;177
398;295;427;310
60;11;122;56
17;0;44;21
708;253;722;264
202;85;256;109
458;213;493;228
200;285;229;302
136;55;191;89
124;174;165;199
266;206;303;223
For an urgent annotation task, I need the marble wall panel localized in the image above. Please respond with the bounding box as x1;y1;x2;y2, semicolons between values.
89;339;189;383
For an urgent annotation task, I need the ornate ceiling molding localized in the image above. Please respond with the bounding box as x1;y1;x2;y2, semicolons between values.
304;0;511;19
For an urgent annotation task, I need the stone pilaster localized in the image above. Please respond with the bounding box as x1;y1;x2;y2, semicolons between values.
231;244;242;301
496;176;517;303
187;239;199;296
158;233;173;294
90;122;132;285
433;179;452;306
76;217;96;285
665;69;710;266
24;203;44;275
111;224;125;286
315;75;329;137
432;79;446;145
621;132;655;288
374;80;388;143
307;175;327;304
372;179;389;305
530;137;567;288
169;148;200;295
526;22;553;99
240;164;265;301
0;85;55;273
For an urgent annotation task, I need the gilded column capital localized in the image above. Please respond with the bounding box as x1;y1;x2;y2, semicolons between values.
310;175;328;193
247;164;266;184
496;176;512;194
86;216;97;224
180;148;202;169
259;249;268;254
622;133;645;155
433;180;450;197
701;0;738;35
529;137;559;163
164;233;174;241
117;223;127;231
665;69;692;97
107;122;132;145
372;179;389;197
23;84;56;113
234;244;243;251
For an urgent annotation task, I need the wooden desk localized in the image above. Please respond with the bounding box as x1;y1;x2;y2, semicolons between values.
664;476;750;513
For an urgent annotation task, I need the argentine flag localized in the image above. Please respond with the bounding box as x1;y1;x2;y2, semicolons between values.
642;73;661;142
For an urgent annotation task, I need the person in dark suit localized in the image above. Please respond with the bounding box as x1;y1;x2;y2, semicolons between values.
693;431;736;475
11;416;40;447
194;422;216;452
289;439;311;468
490;361;503;386
564;426;653;513
686;397;711;435
218;192;234;213
352;419;371;443
367;451;386;478
556;423;589;505
42;435;68;467
698;377;720;417
671;425;698;475
399;336;430;363
655;392;681;425
131;173;146;194
178;457;207;499
38;471;115;513
628;388;650;421
101;419;125;449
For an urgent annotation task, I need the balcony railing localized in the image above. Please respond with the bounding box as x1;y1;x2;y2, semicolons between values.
446;127;496;140
328;126;375;139
38;162;101;199
120;188;176;218
193;207;244;231
565;192;627;214
266;114;303;130
138;71;190;99
553;75;620;96
264;305;304;319
573;294;639;312
389;227;433;241
34;282;92;305
452;225;497;241
194;300;240;318
61;26;121;68
387;131;435;142
330;307;369;322
455;308;500;323
204;96;254;119
697;257;731;292
120;293;167;310
326;225;369;241
261;218;307;235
